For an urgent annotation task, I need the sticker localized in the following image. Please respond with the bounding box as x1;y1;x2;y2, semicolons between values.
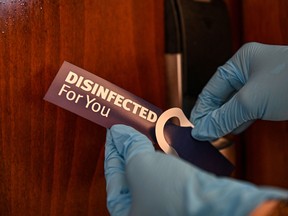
44;61;162;142
44;61;234;176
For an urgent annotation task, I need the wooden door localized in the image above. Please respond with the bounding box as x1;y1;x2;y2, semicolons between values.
0;0;166;215
240;0;288;188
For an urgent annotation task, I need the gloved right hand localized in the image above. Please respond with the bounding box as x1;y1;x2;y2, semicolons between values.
190;42;288;141
105;124;288;216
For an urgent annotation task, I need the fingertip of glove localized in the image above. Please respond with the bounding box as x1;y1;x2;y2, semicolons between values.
110;124;155;158
191;127;201;140
191;127;210;142
110;124;135;134
110;124;152;142
110;124;135;141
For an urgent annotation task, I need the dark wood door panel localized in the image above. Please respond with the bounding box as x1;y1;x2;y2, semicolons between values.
0;1;166;215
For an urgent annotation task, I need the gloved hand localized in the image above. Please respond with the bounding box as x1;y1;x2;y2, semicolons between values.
190;42;288;141
105;124;287;216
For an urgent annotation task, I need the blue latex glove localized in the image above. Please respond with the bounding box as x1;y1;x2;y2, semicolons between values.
105;124;288;216
190;42;288;141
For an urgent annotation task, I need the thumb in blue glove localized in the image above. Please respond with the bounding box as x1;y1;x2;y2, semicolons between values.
105;124;288;216
105;124;155;215
190;42;288;141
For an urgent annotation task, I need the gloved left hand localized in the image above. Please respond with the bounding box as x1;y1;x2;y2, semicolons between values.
104;124;288;216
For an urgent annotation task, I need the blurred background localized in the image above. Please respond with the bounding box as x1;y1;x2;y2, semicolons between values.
0;0;287;215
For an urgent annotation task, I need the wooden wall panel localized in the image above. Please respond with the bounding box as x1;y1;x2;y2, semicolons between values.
224;0;242;51
240;0;288;188
242;0;288;44
242;121;288;187
0;0;166;215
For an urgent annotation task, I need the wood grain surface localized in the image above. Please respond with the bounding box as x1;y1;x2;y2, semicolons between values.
240;0;288;188
0;0;166;215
